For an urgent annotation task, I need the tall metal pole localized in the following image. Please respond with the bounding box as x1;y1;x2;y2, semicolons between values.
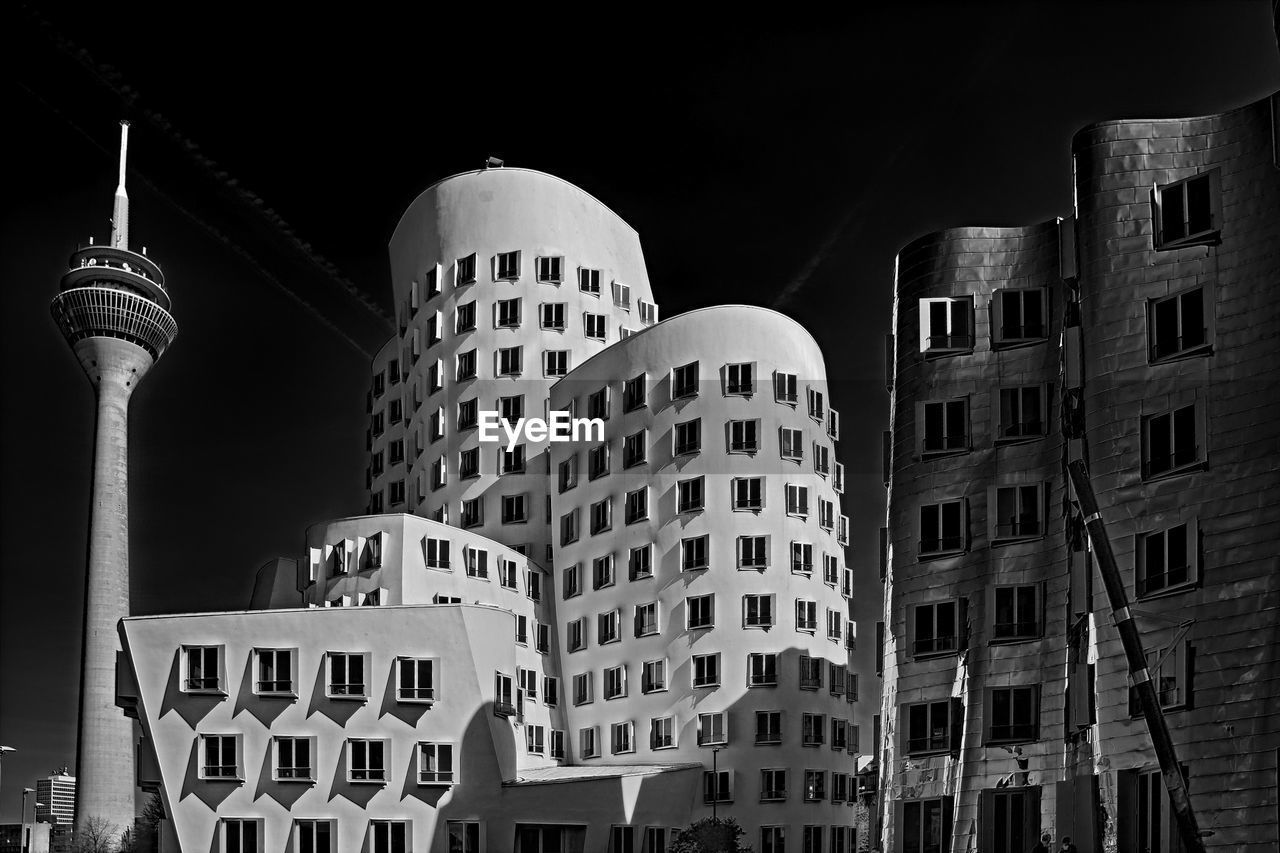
711;748;719;821
1067;459;1206;853
22;788;32;853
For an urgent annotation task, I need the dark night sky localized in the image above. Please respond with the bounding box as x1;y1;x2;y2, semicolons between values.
2;2;1276;822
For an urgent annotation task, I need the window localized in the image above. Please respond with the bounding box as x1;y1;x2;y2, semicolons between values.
558;454;579;493
698;712;728;746
535;301;568;332
802;826;824;852
1142;402;1204;478
786;484;809;517
650;716;676;750
537;256;563;283
587;387;611;420
623;374;646;412
544;350;569;377
743;712;778;750
456;252;477;285
826;609;843;642
455;301;476;333
986;686;1039;744
429;361;445;394
501;494;528;524
611;721;634;754
628;544;653;580
920;399;969;454
748;652;778;687
977;788;1038;853
526;569;542;602
418;742;455;785
348;738;387;783
774;371;798;404
829;663;847;698
588;443;611;479
612;281;631;307
562;563;582;600
729;419;760;453
184;645;222;693
1154;169;1220;249
1137;520;1197;597
558;509;580;546
807;387;824;421
906;697;961;756
584;313;607;340
397;657;436;702
738;535;769;569
221;819;259;853
623;431;647;468
460;497;483;528
682;535;709;570
425;266;442;298
598;609;621;644
992;288;1047;345
497;346;523;376
255;648;293;695
677;476;705;514
536;621;550;652
902;799;953;853
500;445;526;475
580;726;600;757
499;560;518;589
525;724;545;755
919;499;966;556
692;653;720;687
1129;642;1191;713
803;769;826;800
579;267;601;295
295;820;332;853
424;536;450;569
827;408;840;440
725;362;754;394
593;554;615;589
912;600;961;657
674;418;702;455
328;652;366;698
573;671;596;706
496;297;521;328
567;618;587;653
818;498;835;530
991;484;1043;542
919;297;974;354
550;729;565;758
465;547;489;579
672;361;699;399
494;672;516;715
732;476;764;511
456;349;477;381
796;599;818;633
687;594;715;629
799;655;823;690
200;734;238;779
694;770;733;807
638;299;657;325
1149;285;1211;361
997;385;1047;441
780;427;804;460
993;585;1041;640
822;553;839;586
743;593;775;628
373;372;386;398
371;822;409;853
634;602;658;637
761;827;786;853
495;250;520;280
642;659;668;693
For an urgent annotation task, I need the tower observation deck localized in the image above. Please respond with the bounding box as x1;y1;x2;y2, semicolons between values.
50;121;176;842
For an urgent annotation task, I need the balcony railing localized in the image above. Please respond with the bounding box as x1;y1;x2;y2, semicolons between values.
992;621;1040;640
913;635;958;656
988;723;1037;743
926;333;973;351
1137;565;1191;596
919;536;964;555
1150;329;1208;360
52;286;178;359
923;434;968;453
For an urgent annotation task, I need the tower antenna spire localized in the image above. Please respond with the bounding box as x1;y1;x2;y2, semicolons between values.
111;120;130;250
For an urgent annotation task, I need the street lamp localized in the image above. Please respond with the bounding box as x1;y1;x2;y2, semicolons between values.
21;788;33;853
0;746;14;799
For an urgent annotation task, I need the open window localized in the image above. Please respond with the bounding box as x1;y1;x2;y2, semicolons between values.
1153;169;1221;250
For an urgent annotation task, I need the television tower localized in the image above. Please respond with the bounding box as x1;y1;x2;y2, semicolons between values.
50;121;177;839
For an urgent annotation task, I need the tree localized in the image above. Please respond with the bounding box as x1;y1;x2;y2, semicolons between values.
71;817;122;853
670;818;752;853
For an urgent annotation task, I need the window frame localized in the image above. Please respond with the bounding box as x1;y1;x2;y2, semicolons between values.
1152;168;1221;250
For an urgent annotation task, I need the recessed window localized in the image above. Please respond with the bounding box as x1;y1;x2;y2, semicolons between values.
610;721;634;754
587;386;611;420
1142;402;1204;479
807;388;825;421
183;645;222;693
743;593;775;628
622;373;647;411
543;350;569;377
774;371;798;404
919;499;967;556
992;288;1047;346
544;676;559;706
371;822;410;853
460;497;483;528
598;610;621;645
991;484;1044;542
579;267;601;295
826;609;843;642
674;418;701;456
494;672;516;716
539;301;567;331
997;385;1047;441
818;498;835;530
634;602;658;637
919;399;969;455
499;445;526;475
497;346;523;376
747;652;778;687
536;256;563;283
986;686;1039;744
682;534;709;570
992;585;1041;641
567;618;587;653
672;362;699;399
687;593;715;630
589;497;612;534
650;716;676;750
559;509;579;546
738;535;769;569
612;281;631;308
789;541;814;576
418;742;455;785
731;476;764;511
697;712;727;746
562;563;581;600
456;349;477;381
327;652;366;699
464;547;488;579
584;312;607;340
801;713;826;747
294;820;332;853
1149;285;1211;361
624;487;648;524
725;362;754;395
678;476;705;513
455;301;476;334
642;659;668;693
221;819;259;853
457;400;478;431
1137;520;1197;597
580;725;600;757
919;297;974;355
456;253;477;285
703;770;733;804
1154;170;1220;249
623;430;647;468
558;454;578;493
347;738;387;783
255;648;294;696
798;655;823;691
592;554;615;590
423;536;450;570
495;297;521;328
822;553;840;586
397;657;437;703
785;484;809;517
638;299;658;325
727;419;759;453
199;734;238;780
425;266;442;298
588;442;611;480
495;250;520;281
780;428;804;461
755;711;782;744
604;665;627;700
911;600;961;657
550;729;565;759
573;671;593;705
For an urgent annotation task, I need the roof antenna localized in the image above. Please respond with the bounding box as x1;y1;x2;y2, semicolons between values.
111;120;130;251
